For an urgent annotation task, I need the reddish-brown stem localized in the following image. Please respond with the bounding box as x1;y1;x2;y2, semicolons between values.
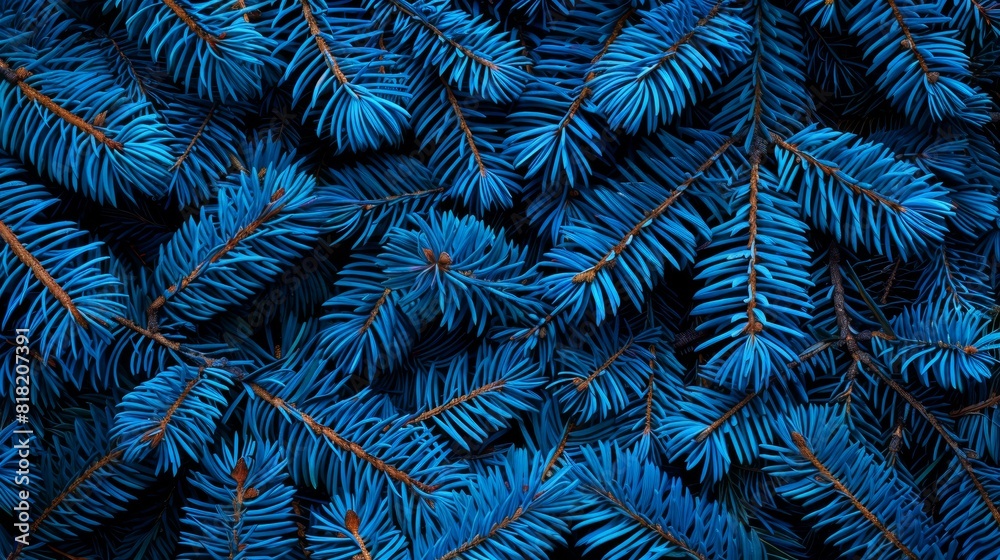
792;432;918;559
148;190;286;318
885;0;937;82
588;487;708;560
6;450;125;559
381;0;499;70
112;315;182;351
773;137;906;213
881;258;901;304
360;289;391;334
744;160;762;335
543;422;574;480
695;391;757;442
345;510;372;560
643;2;722;78
162;0;223;49
0;60;124;151
558;7;635;131
827;245;1000;528
229;457;260;558
0;220;89;328
443;79;486;176
292;500;313;558
951;394;1000;417
436;507;525;560
572;137;735;283
142;368;203;448
574;340;632;391
171;104;217;171
45;547;85;560
108;35;149;98
300;0;348;83
406;380;506;425
249;383;438;493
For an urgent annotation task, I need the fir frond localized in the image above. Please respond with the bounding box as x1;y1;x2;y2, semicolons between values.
179;436;299;558
110;0;279;102
589;0;752;135
263;0;410;152
693;158;813;391
775;125;952;260
573;443;765;560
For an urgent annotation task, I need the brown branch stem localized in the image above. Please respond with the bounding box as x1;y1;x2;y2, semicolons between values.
773;136;905;213
0;220;89;328
0;60;124;151
588;487;708;560
572;137;736;283
162;0;223;49
171;104;217;171
827;244;1000;528
406;380;506;425
574;339;632;391
436;507;525;560
695;391;757;442
248;382;438;493
792;432;918;559
443;79;485;175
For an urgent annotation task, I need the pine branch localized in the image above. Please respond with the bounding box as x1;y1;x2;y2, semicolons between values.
695;391;758;443
0;220;88;328
791;432;918;559
827;244;1000;529
169;103;217;172
6;450;124;560
0;60;124;152
248;382;439;493
586;487;708;560
572;136;735;283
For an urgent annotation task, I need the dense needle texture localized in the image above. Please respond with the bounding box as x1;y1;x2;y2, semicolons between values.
0;0;999;558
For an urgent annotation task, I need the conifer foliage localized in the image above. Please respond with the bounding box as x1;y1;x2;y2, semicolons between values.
1;0;1000;558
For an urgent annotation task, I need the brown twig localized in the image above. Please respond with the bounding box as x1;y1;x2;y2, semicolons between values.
0;60;124;151
162;0;223;49
573;339;633;392
360;288;391;334
572;137;736;283
695;391;757;442
588;487;708;560
643;2;722;79
436;507;525;560
142;367;203;448
300;0;348;83
406;380;506;425
147;189;287;320
792;432;918;559
743;159;763;335
112;316;182;351
885;0;938;82
827;244;1000;528
772;136;906;213
951;394;1000;417
344;510;372;560
442;79;485;176
0;220;89;328
7;450;125;560
381;0;499;71
543;422;574;480
559;7;635;130
171;104;217;171
249;382;438;493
